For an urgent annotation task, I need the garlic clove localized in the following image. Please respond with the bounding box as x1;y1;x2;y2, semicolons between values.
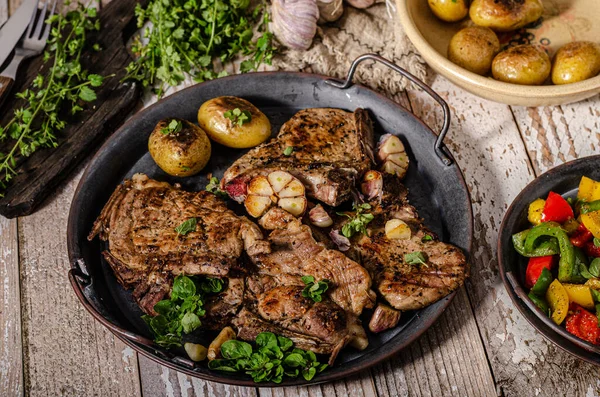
278;179;305;198
268;171;294;193
309;204;334;227
278;197;307;216
247;175;274;197
245;195;273;218
361;170;383;200
377;134;409;179
385;219;412;240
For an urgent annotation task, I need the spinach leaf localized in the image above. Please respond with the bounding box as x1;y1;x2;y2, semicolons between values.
175;218;197;236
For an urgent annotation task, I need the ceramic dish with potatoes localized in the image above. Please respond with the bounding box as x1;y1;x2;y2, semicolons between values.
397;0;600;106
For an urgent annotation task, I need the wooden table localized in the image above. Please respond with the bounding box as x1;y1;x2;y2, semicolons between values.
1;1;600;396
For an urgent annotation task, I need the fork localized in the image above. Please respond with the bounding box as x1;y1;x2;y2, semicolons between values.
0;0;57;109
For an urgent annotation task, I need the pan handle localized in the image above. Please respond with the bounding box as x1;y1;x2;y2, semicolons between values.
325;53;453;166
68;263;196;369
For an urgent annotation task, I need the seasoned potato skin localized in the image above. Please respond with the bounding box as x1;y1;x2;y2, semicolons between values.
428;0;469;23
148;118;211;177
492;45;551;85
448;26;500;75
552;41;600;85
198;96;271;149
470;0;543;32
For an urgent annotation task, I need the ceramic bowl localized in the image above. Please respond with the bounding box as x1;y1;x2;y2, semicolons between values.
396;0;600;106
498;156;600;366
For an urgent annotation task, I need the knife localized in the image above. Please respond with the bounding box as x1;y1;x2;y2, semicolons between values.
0;0;39;68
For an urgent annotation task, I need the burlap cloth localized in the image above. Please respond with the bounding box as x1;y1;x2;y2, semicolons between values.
271;2;427;97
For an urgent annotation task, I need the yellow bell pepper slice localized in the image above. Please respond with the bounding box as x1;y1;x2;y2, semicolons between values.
581;210;600;239
585;278;600;290
562;283;595;310
578;176;600;203
546;279;569;325
528;198;545;225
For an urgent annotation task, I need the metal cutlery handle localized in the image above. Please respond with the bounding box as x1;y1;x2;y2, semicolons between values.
0;49;32;110
325;53;453;166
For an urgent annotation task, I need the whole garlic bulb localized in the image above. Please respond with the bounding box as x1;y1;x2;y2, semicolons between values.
345;0;375;9
317;0;344;23
272;0;319;50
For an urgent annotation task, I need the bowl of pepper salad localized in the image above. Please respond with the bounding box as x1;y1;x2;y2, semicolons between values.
499;155;600;365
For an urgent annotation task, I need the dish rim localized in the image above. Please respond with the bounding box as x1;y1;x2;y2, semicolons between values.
67;70;474;386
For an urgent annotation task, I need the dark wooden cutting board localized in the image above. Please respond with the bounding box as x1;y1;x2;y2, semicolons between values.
0;0;148;218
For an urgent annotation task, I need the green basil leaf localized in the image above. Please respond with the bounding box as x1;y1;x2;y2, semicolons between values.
221;340;253;359
175;218;197;235
278;336;293;352
172;275;196;300
404;251;427;265
153;299;174;315
283;353;306;368
208;359;238;372
303;366;317;381
256;332;278;350
589;258;600;278
181;312;201;334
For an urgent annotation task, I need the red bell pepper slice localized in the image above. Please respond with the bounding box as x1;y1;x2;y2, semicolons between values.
570;223;594;248
541;192;574;224
584;241;600;258
565;304;600;345
525;255;556;289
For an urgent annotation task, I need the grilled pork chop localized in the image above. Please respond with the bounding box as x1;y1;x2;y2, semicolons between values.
235;208;374;363
222;108;375;207
88;174;269;315
353;174;468;313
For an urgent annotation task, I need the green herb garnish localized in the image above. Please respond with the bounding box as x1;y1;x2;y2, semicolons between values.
590;258;600;279
422;234;433;242
205;176;227;198
223;108;252;126
125;0;274;97
142;275;210;347
199;277;224;294
301;276;330;303
337;203;374;238
404;251;427;266
161;119;182;135
283;146;294;156
175;218;197;235
0;2;107;196
594;238;600;248
208;332;328;383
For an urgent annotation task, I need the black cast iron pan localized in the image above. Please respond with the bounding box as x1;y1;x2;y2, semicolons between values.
67;54;473;386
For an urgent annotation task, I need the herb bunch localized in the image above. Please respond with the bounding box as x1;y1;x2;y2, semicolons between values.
209;332;328;383
0;1;106;195
142;274;224;347
125;0;275;97
337;203;375;238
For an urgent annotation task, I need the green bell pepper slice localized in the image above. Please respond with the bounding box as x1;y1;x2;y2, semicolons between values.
524;222;577;283
580;200;600;215
512;229;560;257
528;291;550;314
531;267;553;296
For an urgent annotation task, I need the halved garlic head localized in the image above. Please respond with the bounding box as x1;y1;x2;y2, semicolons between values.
361;170;383;200
377;134;409;180
385;219;411;240
245;171;307;218
309;204;333;227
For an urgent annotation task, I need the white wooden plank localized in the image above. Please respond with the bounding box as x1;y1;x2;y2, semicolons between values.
406;74;600;397
0;216;23;397
0;0;8;23
17;170;142;397
511;97;600;175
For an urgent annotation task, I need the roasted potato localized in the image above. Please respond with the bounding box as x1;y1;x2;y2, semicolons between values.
197;96;271;149
551;41;600;85
469;0;543;32
492;45;551;85
427;0;469;22
448;26;500;75
148;118;211;177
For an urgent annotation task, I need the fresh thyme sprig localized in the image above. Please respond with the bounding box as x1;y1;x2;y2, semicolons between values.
0;1;107;196
124;0;275;98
